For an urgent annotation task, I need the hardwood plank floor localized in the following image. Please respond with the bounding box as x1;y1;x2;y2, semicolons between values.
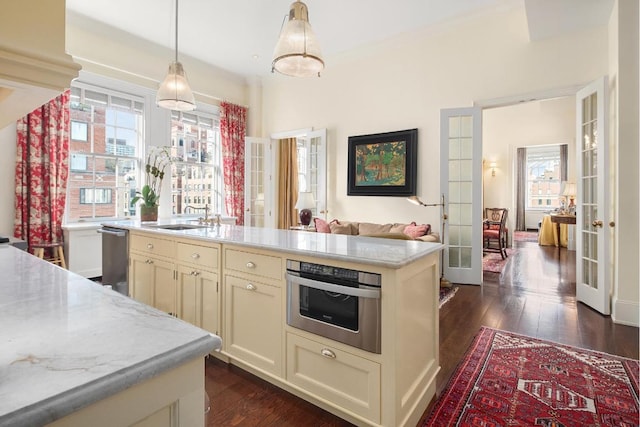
205;239;639;426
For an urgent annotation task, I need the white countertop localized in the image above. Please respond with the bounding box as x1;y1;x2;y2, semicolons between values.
104;220;443;268
0;245;220;427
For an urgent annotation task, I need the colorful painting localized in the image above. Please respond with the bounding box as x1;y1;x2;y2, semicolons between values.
347;129;417;196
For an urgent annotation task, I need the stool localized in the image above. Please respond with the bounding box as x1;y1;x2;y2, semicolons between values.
32;242;67;269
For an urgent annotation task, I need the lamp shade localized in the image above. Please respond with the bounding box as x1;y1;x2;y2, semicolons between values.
157;61;196;111
295;191;316;210
272;0;324;77
561;182;576;197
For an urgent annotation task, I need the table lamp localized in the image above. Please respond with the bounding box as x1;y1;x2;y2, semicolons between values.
562;182;576;214
295;191;316;226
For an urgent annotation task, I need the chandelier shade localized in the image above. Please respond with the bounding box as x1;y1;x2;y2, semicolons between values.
272;0;324;77
157;0;195;111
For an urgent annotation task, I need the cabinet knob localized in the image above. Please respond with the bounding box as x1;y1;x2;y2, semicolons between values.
320;348;336;359
191;253;200;259
147;243;154;249
246;261;256;269
191;271;200;276
246;283;256;291
145;259;154;264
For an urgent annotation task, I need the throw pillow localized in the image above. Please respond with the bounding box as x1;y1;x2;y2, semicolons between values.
404;222;431;239
389;223;408;233
314;217;331;233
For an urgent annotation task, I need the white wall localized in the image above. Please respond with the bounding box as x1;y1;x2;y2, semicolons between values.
483;97;576;232
0;123;17;235
261;5;607;234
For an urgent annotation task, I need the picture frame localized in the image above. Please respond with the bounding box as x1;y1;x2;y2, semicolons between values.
347;128;418;196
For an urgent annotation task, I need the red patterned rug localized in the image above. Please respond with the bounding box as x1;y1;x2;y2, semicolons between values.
482;249;514;274
424;327;640;427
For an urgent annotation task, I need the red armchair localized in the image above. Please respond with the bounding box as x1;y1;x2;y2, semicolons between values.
483;208;509;259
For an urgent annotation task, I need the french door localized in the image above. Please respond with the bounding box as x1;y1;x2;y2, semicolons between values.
575;77;611;315
244;137;274;228
440;107;483;285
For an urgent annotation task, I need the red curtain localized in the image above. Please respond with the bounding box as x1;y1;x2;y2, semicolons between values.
220;101;247;225
14;90;71;247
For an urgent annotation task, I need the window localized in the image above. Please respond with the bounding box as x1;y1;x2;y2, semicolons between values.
71;120;88;141
526;145;562;209
80;188;112;204
170;110;224;216
67;84;143;220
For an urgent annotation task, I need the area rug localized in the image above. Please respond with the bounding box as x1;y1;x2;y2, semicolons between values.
482;249;514;274
514;230;539;242
439;286;459;309
424;327;640;427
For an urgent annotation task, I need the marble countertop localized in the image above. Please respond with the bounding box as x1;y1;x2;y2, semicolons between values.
0;245;220;427
103;220;443;268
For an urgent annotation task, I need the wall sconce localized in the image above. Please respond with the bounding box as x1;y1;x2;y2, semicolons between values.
489;162;497;177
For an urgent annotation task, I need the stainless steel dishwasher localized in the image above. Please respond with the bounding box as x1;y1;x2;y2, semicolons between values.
97;226;129;295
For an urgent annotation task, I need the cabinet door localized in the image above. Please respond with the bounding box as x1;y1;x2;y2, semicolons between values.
129;252;155;306
225;275;282;377
153;258;177;317
177;266;218;334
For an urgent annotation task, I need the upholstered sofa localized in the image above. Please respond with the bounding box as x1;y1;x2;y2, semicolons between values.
313;218;440;243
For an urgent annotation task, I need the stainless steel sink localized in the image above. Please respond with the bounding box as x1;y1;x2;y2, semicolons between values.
146;224;208;231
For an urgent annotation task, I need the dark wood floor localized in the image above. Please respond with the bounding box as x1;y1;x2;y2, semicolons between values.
205;239;639;426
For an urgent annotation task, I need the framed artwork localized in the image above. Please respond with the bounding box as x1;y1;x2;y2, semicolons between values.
347;128;418;196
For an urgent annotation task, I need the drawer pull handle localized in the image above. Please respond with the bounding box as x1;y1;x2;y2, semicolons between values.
246;261;256;269
147;243;154;249
191;253;200;259
145;259;154;264
246;283;256;291
320;348;336;359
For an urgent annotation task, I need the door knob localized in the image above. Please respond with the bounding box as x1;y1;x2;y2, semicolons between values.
609;221;615;227
592;220;603;228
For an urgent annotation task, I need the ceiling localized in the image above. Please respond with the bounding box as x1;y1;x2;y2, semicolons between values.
65;0;613;78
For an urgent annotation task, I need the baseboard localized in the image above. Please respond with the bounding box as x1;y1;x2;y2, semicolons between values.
612;297;640;327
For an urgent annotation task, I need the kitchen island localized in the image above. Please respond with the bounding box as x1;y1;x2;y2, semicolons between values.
107;220;442;427
0;244;220;427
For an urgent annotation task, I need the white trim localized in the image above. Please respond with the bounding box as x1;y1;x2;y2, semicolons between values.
270;128;313;140
475;84;583;109
612;297;640;327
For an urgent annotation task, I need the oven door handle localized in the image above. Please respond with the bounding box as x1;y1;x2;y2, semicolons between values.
286;273;380;299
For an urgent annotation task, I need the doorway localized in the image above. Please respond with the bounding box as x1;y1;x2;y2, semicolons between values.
481;96;577;297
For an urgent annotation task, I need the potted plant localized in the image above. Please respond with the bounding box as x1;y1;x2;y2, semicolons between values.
131;146;173;222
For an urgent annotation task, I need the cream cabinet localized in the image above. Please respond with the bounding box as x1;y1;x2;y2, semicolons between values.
224;274;282;377
129;232;177;316
175;239;220;335
223;245;283;377
286;331;381;424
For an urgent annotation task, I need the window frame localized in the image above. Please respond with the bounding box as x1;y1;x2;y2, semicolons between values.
525;144;564;211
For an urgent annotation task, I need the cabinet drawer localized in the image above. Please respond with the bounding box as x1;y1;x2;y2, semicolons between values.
286;332;381;423
177;242;218;270
130;233;174;258
224;248;282;281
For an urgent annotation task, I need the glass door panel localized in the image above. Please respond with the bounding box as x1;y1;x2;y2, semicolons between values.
440;107;482;285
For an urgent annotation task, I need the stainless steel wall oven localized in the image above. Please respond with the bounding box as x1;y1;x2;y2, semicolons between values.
286;260;382;354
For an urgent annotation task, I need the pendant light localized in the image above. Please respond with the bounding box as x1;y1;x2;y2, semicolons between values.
157;0;196;111
272;0;324;77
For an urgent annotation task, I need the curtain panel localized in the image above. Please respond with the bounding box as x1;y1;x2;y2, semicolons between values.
277;138;299;229
515;147;527;231
14;90;71;248
220;101;247;225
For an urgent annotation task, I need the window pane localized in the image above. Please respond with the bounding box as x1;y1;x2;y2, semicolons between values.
525;145;563;209
67;84;143;221
170;110;223;216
